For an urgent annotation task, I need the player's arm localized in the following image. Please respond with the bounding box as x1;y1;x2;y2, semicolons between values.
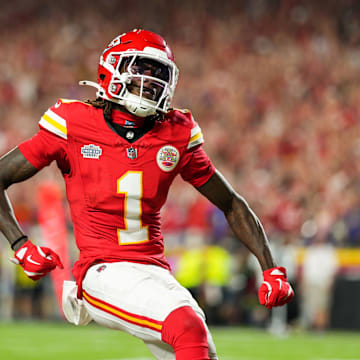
196;169;294;308
0;147;38;249
197;169;274;270
0;147;63;279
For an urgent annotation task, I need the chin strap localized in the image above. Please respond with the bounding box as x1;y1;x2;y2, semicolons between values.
79;72;130;91
79;80;116;104
79;80;102;91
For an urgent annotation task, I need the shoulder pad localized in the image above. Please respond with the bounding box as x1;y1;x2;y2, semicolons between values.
38;99;90;139
166;108;193;127
166;109;204;149
59;98;91;105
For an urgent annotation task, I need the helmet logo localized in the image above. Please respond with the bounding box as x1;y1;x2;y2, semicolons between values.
103;35;123;54
156;145;179;172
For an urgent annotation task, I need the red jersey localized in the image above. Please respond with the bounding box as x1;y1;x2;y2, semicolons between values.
19;99;215;292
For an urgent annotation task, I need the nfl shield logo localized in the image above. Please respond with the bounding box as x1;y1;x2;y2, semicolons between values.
126;146;137;160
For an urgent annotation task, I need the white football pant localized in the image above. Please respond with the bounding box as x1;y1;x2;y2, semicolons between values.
63;262;218;359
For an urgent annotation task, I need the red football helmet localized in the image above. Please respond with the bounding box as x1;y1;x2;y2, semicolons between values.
80;29;179;117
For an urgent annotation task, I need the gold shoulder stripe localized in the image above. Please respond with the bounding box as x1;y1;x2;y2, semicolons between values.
189;131;202;144
42;113;67;134
187;125;204;149
39;109;67;139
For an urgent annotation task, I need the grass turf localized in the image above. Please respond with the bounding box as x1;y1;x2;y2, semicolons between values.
0;321;359;360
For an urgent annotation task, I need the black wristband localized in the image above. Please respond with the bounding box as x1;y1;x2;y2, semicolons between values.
11;235;28;251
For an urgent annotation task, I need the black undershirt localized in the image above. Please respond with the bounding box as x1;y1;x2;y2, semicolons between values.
105;118;156;143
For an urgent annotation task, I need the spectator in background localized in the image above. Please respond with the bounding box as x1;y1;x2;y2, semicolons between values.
1;0;360;327
300;235;339;331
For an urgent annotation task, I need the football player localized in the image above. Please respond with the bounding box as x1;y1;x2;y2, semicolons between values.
0;29;294;359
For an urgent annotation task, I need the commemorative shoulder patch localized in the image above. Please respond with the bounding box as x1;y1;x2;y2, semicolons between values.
156;145;179;172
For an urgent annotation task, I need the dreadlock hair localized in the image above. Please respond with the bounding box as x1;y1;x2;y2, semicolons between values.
85;98;166;123
85;98;113;122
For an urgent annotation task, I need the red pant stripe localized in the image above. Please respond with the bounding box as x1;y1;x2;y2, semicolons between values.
82;290;163;332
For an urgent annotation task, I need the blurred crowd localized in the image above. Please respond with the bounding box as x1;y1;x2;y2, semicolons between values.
1;0;360;330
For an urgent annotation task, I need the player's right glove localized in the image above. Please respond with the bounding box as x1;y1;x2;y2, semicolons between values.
9;240;63;280
258;266;294;309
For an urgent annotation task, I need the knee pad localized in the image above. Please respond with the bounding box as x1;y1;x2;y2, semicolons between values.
162;306;209;360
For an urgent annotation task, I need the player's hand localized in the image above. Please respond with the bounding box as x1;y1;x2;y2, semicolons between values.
258;266;294;309
9;240;64;280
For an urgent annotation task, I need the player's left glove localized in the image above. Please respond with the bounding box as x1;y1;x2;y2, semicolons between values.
258;266;294;309
9;240;64;281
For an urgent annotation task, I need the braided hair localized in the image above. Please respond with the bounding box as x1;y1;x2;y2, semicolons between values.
85;98;113;122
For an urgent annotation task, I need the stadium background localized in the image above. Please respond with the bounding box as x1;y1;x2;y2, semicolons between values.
1;0;360;348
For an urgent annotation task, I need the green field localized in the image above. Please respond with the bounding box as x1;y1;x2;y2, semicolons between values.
0;322;359;360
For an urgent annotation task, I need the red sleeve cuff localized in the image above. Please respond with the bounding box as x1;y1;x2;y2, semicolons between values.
180;147;216;187
18;141;44;170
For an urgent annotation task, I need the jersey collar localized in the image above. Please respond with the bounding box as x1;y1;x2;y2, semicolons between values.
111;109;145;128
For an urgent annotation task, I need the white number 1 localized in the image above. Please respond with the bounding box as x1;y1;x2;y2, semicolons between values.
117;171;149;245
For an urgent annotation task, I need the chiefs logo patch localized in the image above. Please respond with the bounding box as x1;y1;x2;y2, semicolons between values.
156;145;179;172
